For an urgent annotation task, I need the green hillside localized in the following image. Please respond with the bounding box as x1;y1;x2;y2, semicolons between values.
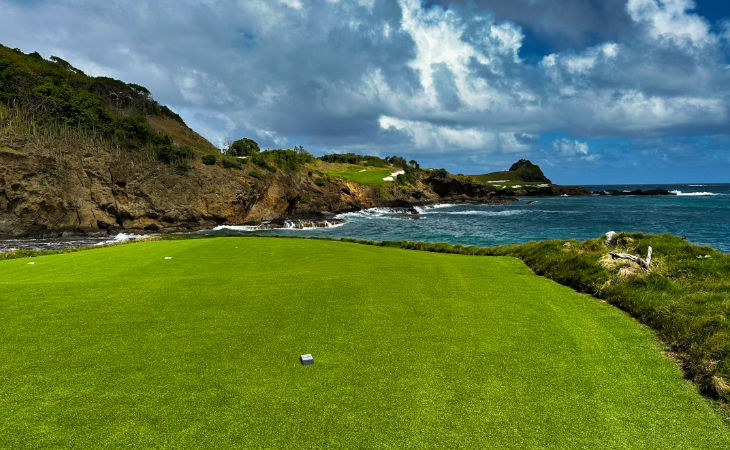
0;44;217;162
1;237;727;447
469;159;552;186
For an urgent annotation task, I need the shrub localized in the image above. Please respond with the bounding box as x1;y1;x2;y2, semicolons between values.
222;157;242;169
396;165;419;185
202;154;217;165
314;177;327;187
266;149;314;171
320;153;388;167
249;170;264;180
385;155;409;169
155;144;194;166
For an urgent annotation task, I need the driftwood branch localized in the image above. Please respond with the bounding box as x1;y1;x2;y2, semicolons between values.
609;246;653;271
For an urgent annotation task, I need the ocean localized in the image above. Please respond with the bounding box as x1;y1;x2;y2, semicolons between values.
1;184;728;253
206;183;730;253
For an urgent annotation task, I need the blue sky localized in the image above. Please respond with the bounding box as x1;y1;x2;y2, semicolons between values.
1;0;729;184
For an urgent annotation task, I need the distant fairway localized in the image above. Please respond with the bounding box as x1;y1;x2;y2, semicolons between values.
323;166;393;185
1;237;728;447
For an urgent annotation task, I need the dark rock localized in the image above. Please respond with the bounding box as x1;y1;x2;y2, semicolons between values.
508;159;551;183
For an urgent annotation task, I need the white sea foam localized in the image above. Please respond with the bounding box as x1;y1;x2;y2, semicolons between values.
414;203;458;214
335;207;400;219
99;233;145;245
213;225;260;231
213;220;345;231
670;190;718;196
444;209;528;217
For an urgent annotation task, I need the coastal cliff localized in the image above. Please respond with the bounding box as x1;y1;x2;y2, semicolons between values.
0;44;585;237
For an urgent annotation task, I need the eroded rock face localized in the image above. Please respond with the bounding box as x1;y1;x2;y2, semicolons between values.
0;138;382;237
2;137;579;237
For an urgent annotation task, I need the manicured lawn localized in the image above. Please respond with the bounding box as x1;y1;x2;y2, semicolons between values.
0;237;728;447
324;166;393;185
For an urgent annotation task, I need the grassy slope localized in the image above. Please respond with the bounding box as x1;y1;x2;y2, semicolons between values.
467;162;550;187
147;115;219;154
0;237;728;447
0;44;217;159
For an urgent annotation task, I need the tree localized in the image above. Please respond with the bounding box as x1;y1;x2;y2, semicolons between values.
228;138;260;157
293;144;310;155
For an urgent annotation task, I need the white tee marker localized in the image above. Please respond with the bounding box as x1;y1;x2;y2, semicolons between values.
300;354;314;365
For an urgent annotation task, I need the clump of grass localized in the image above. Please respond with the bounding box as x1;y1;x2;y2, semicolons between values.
221;157;242;169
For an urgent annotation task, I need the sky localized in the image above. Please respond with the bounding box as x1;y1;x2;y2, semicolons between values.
1;0;729;184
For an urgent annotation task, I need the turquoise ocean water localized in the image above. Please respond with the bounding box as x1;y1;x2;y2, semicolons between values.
208;183;730;252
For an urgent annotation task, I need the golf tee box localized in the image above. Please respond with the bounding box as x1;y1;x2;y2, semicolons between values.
300;354;314;365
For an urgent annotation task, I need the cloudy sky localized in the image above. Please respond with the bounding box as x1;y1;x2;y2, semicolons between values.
1;0;729;183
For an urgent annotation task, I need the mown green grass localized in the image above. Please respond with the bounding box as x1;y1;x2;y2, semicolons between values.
1;237;728;447
484;233;730;403
323;166;393;185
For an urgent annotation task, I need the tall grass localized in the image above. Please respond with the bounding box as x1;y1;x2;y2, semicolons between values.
0;102;193;167
0;101;119;162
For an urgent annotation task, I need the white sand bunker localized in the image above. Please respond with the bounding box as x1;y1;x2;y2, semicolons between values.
383;170;405;181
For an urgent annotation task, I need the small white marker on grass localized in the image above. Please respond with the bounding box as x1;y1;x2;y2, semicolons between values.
164;257;173;260
300;354;314;366
28;261;36;265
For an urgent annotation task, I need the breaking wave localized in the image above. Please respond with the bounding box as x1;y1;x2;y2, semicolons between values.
213;220;345;231
335;207;403;219
443;209;529;217
413;204;459;214
670;191;719;197
99;233;146;245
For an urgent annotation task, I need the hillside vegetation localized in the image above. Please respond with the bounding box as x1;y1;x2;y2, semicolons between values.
1;237;728;447
0;44;206;164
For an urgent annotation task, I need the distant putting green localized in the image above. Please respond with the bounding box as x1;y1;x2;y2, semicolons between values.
323;166;393;185
1;237;728;447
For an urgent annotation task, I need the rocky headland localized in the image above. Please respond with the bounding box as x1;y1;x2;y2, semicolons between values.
0;45;589;238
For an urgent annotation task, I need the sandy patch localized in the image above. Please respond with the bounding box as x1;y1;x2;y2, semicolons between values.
383;170;405;181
